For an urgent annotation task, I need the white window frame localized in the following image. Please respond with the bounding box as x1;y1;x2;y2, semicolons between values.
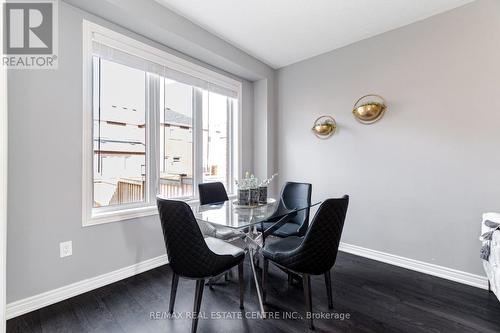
82;21;242;226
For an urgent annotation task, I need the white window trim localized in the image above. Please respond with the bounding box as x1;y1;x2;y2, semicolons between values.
82;20;242;226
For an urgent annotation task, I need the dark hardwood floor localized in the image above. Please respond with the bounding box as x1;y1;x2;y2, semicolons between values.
7;252;500;333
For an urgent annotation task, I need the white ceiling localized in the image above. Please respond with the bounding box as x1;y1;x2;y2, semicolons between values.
156;0;474;69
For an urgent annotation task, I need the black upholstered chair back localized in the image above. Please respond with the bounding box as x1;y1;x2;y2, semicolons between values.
198;182;229;205
158;198;246;332
283;196;349;275
280;182;312;235
157;198;236;278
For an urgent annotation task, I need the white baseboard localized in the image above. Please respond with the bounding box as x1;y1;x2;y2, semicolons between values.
6;244;489;320
6;254;168;320
339;242;488;290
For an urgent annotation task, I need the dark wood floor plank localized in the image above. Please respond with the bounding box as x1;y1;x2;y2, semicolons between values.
38;300;86;333
7;252;500;333
68;292;124;333
95;281;162;333
6;311;41;333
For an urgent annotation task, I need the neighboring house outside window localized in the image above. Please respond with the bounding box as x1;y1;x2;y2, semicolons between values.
82;21;241;226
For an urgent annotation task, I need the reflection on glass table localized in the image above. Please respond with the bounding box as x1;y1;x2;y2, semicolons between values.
189;197;321;317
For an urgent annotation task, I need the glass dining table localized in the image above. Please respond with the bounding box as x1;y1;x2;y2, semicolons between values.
190;198;320;317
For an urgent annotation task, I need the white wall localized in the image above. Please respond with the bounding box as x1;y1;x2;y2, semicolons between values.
1;0;7;328
277;0;500;276
6;1;269;304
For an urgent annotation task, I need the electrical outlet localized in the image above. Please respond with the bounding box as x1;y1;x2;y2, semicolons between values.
60;241;72;258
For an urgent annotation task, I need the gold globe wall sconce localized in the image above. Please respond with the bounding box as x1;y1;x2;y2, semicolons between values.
352;94;387;124
312;115;337;139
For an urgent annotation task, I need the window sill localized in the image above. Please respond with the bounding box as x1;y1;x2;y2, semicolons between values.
83;194;237;227
83;205;159;227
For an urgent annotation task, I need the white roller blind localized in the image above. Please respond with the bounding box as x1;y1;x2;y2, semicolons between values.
92;38;238;99
92;41;164;76
208;83;238;99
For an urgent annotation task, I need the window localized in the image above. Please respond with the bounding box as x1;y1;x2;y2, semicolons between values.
202;90;235;188
159;79;193;199
82;21;241;225
93;59;147;208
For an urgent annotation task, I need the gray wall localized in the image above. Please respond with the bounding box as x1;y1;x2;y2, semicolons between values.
253;79;268;179
7;2;266;302
253;76;279;196
277;0;500;276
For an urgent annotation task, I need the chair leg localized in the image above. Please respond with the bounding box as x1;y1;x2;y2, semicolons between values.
192;279;205;333
303;274;314;330
225;272;230;281
324;270;333;309
209;279;214;290
262;258;269;304
238;262;244;309
169;273;179;314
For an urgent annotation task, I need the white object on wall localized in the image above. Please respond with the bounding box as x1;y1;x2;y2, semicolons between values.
59;241;73;258
481;212;500;301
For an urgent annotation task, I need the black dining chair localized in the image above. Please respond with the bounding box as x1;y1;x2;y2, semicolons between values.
261;196;349;330
257;182;312;238
198;181;247;286
157;198;245;333
198;182;229;205
198;182;240;243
